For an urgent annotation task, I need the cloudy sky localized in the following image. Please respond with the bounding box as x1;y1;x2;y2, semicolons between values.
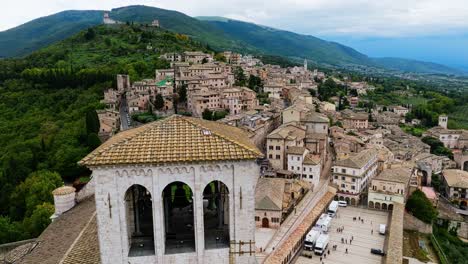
2;0;468;69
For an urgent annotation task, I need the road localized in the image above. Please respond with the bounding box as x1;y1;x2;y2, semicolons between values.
119;93;131;131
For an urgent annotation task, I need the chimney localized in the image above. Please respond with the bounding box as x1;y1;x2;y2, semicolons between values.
50;186;76;221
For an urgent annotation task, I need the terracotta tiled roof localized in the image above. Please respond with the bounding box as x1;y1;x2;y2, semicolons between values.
52;186;75;196
79;115;263;166
20;197;97;264
62;215;100;264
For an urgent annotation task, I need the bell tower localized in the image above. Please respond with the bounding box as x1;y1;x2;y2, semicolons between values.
438;115;448;129
304;58;308;71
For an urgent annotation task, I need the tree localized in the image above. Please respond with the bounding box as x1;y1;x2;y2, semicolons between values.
422;136;454;159
85;110;100;135
0;216;25;243
247;75;263;92
154;94;165;110
84;28;96;41
9;170;62;220
214;53;226;62
178;84;187;102
23;203;54;238
234;67;247;87
87;133;101;150
405;189;438;223
202;108;213;120
431;174;441;191
212;110;228;121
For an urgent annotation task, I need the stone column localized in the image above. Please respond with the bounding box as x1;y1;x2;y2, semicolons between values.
194;167;205;261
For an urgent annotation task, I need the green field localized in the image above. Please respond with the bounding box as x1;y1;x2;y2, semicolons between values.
449;105;468;129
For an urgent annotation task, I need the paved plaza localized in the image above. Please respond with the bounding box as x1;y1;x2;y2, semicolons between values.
295;206;389;264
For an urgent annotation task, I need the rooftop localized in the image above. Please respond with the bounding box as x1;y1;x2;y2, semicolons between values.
374;167;412;184
286;146;307;155
79;115;263;167
442;169;468;189
334;148;377;169
19;197;99;264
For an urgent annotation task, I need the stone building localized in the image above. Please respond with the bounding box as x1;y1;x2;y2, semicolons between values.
266;123;306;170
254;177;311;229
441;169;468;208
286;146;321;187
332;149;379;205
341;109;369;130
79;116;263;264
97;109;120;140
367;167;413;210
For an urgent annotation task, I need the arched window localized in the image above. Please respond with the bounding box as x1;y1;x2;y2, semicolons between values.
124;184;155;256
162;181;195;254
203;181;230;249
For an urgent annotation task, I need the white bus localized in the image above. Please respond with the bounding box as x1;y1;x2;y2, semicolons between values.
314;234;329;255
304;229;321;250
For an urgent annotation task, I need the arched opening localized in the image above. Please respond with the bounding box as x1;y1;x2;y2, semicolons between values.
375;202;381;210
382;203;388;210
334;195;339;201
388;204;394;211
345;197;350;205
463;161;468;172
351;198;356;206
368;201;374;209
162;181;195;254
262;218;269;228
339;196;344;201
124;184;155;256
203;181;230;249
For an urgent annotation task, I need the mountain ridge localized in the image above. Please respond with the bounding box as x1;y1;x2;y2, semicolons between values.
0;5;463;75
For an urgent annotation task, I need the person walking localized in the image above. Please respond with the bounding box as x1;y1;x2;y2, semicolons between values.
371;229;373;235
346;248;348;254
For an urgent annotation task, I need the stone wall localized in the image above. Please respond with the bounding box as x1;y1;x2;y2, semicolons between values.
403;212;432;234
76;176;96;202
384;203;404;264
93;160;259;264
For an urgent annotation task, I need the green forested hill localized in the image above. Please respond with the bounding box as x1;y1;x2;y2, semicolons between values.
0;24;209;243
199;18;373;66
0;5;462;75
0;10;103;58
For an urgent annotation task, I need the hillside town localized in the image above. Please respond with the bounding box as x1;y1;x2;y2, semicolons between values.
3;48;468;264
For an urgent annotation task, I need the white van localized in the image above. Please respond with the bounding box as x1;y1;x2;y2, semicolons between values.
379;224;386;235
338;201;347;207
327;201;339;217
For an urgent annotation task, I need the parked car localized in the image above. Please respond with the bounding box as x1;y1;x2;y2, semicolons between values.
338;201;347;207
370;248;385;256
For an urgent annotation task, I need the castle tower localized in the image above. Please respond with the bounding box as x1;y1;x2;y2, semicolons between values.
79;116;262;264
438;115;448;129
304;58;308;71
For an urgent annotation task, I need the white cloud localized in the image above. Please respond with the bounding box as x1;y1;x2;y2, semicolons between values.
1;0;468;37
